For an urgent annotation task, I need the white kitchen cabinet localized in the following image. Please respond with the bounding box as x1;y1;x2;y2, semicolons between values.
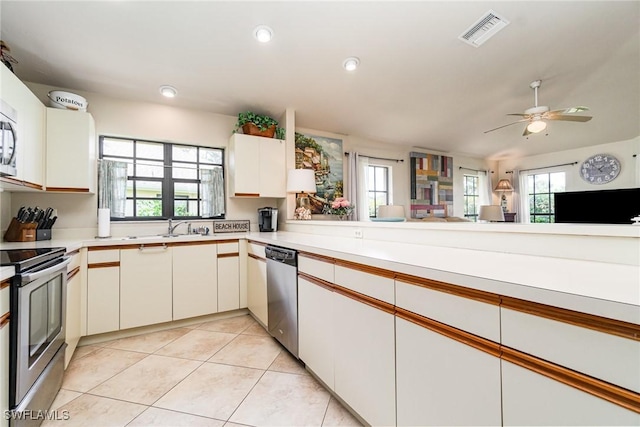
172;243;217;320
45;108;96;192
396;317;502;426
65;265;82;368
1;285;9;427
333;292;396;426
247;255;268;326
120;245;172;329
298;276;334;390
502;360;640;426
87;249;120;335
217;241;240;312
0;65;45;190
228;133;286;197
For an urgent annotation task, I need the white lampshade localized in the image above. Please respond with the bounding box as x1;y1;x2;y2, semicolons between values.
478;205;505;222
287;169;316;193
377;205;405;218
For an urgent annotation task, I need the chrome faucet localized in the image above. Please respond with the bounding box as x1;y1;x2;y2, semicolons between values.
167;219;191;235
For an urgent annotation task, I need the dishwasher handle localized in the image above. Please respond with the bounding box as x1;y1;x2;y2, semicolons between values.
265;245;297;267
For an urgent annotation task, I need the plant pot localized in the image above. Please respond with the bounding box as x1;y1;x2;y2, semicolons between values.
242;123;276;138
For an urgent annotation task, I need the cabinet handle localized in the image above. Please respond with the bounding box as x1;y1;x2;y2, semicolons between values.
139;243;168;252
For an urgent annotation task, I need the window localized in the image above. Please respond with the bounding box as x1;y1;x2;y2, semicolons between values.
367;165;390;217
527;172;565;223
463;175;480;221
99;136;225;220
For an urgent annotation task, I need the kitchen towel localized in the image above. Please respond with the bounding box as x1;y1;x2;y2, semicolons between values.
98;208;111;237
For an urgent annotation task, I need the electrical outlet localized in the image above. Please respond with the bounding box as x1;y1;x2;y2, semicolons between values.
354;229;363;239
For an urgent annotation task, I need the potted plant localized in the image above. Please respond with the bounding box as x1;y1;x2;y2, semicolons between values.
234;111;285;139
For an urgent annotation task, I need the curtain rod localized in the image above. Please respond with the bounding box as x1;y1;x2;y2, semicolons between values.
507;161;578;174
344;152;404;163
458;166;487;175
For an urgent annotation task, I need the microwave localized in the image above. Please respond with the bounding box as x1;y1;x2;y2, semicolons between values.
0;99;17;177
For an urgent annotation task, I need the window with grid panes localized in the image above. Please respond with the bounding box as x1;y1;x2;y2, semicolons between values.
367;165;390;217
99;136;224;220
527;172;565;223
463;175;480;221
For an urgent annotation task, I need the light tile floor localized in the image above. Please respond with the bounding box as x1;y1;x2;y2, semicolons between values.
44;314;361;427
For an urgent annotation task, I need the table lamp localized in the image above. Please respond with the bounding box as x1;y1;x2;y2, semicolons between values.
479;205;505;222
287;169;316;220
494;179;514;212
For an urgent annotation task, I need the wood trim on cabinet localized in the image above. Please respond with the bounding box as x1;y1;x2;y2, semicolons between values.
333;282;396;315
248;253;265;261
89;245;134;251
66;249;81;256
298;271;335;292
396;307;502;357
168;241;218;248
217;252;239;258
298;251;336;264
234;192;260;197
88;261;120;269
0;176;22;186
334;259;396;279
67;266;80;281
501;345;640;414
1;279;10;290
0;312;10;328
501;296;640;342
247;240;267;247
22;180;44;190
45;187;90;192
216;239;240;245
396;273;501;306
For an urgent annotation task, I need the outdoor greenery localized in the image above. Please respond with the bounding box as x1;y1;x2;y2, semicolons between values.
295;132;326;155
528;172;565;223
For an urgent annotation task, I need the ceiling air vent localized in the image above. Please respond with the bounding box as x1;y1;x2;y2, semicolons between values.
458;10;510;47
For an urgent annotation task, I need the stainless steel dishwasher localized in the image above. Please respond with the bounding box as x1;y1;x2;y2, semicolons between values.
265;245;299;358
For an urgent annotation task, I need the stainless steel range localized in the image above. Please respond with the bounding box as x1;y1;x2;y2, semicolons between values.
1;247;70;427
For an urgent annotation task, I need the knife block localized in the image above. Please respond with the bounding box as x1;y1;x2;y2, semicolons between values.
3;218;37;242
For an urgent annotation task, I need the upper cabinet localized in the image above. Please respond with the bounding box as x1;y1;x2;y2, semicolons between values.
0;65;45;190
45;108;96;193
228;133;286;198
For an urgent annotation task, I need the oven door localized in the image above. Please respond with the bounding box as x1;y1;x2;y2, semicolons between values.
11;256;71;407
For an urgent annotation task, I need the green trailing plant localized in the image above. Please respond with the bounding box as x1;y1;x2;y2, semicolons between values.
235;111;277;132
275;127;286;139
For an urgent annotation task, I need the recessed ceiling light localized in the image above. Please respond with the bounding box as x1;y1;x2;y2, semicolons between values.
343;57;360;71
254;25;273;43
159;85;177;98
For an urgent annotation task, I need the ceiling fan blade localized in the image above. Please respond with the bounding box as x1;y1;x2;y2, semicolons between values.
506;113;529;117
549;106;590;115
523;126;532;137
484;119;528;134
547;114;592;122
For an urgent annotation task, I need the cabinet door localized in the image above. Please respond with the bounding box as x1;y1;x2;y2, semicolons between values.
65;271;82;368
229;134;260;196
333;293;395;426
502;360;640;426
87;266;120;335
172;244;217;320
120;246;172;329
396;317;502;426
298;277;334;390
0;316;8;427
46;108;96;192
218;255;240;312
258;138;286;197
247;256;268;326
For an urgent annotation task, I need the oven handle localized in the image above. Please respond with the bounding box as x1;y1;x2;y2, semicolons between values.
20;257;72;284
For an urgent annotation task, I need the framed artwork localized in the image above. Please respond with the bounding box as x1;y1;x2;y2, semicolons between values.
294;132;344;213
410;152;453;218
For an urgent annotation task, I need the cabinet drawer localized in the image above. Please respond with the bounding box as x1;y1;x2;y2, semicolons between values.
396;280;500;342
247;241;266;259
334;264;394;304
88;249;119;264
218;241;239;255
299;254;334;283
501;307;640;393
67;251;81;271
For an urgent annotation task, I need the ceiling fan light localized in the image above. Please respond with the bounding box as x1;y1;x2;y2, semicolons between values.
527;120;547;133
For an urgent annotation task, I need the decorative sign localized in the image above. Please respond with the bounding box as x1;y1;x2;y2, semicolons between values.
213;220;250;233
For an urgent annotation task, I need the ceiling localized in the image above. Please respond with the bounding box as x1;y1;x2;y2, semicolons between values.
1;1;638;160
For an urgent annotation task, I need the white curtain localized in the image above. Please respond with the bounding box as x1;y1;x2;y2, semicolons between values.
200;167;225;217
515;169;528;223
346;152;369;221
478;171;492;206
98;160;127;218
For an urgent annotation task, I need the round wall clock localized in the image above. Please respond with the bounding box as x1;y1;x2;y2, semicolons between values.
580;153;621;184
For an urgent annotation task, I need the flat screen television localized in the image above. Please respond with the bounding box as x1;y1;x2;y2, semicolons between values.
554;187;640;224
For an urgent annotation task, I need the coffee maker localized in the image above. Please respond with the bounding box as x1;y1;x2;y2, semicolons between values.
258;207;278;232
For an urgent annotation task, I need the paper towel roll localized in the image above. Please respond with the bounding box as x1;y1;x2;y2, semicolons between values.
98;208;111;237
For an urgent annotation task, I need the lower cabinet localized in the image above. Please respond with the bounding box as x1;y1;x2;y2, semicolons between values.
247;255;267;326
87;249;120;335
65;268;82;368
172;243;217;320
333;292;396;426
298;277;334;390
396;317;502;426
217;241;240;312
1;308;9;427
120;245;172;329
501;360;640;426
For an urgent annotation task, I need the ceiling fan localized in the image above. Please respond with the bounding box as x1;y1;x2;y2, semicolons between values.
484;80;592;136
